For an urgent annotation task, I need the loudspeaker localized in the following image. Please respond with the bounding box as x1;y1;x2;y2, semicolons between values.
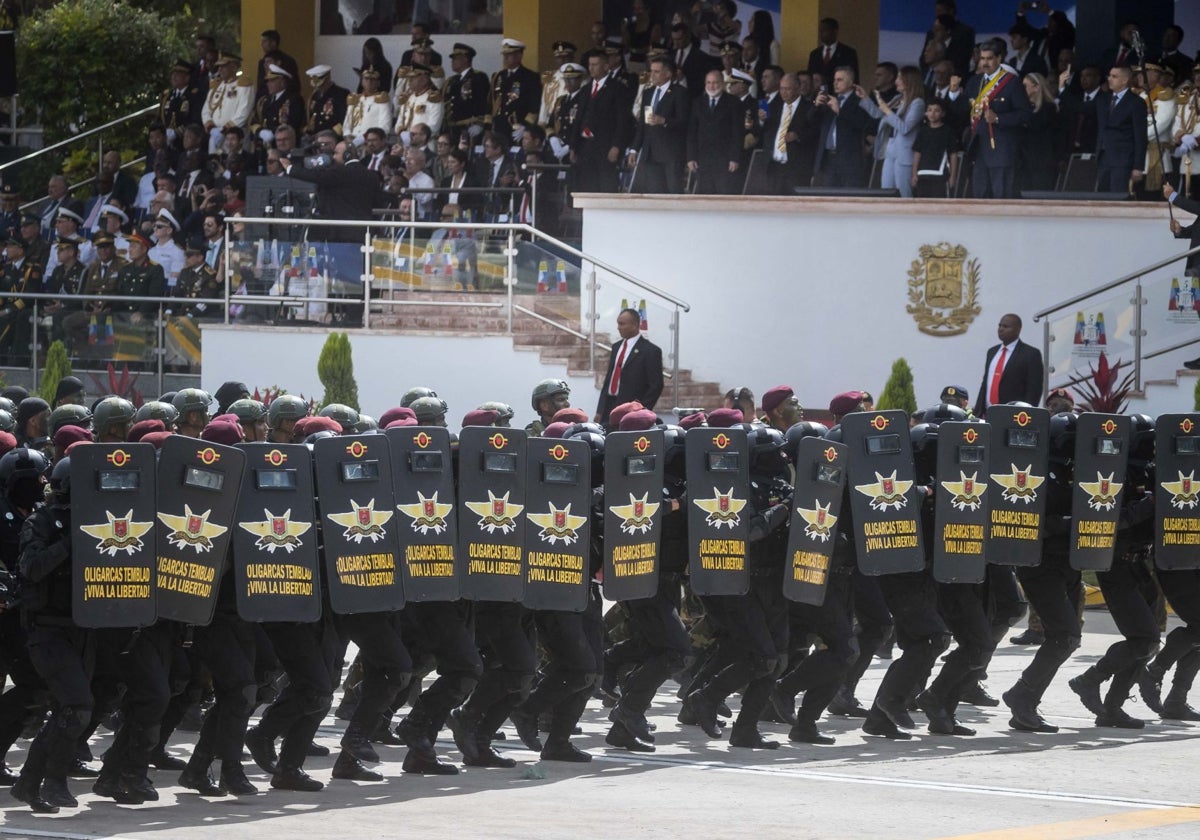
0;32;15;98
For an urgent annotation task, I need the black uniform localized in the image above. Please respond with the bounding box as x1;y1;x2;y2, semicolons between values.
0;495;45;778
250;91;307;138
172;263;223;319
113;257;166;317
445;69;492;136
0;256;41;366
160;84;205;141
491;65;542;132
306;83;350;137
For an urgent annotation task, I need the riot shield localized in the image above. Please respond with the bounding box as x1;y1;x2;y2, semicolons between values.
72;443;157;628
522;437;592;611
1069;413;1132;572
933;422;991;584
841;411;925;575
457;426;528;602
388;427;461;602
685;428;750;597
233;444;321;622
783;437;848;606
155;436;245;625
313;434;405;613
602;429;664;601
1156;413;1200;569
985;405;1050;567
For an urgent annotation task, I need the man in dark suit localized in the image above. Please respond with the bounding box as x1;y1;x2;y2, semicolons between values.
962;39;1031;199
1100;21;1140;74
924;5;975;77
807;18;859;84
670;24;718;95
1058;65;1102;156
628;57;690;194
762;72;816;194
1094;65;1147;193
595;308;664;425
1008;19;1048;78
973;313;1045;417
686;70;743;194
812;67;871;188
282;141;388;243
570;54;629;193
1164;182;1200;369
1157;25;1194;86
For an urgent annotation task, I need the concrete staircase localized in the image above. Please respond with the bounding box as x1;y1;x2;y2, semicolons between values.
370;290;726;412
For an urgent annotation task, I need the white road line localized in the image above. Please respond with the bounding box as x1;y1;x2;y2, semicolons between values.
0;829;138;840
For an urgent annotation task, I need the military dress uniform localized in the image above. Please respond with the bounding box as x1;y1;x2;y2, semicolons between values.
1172;82;1200;195
445;67;491;137
44;259;86;345
305;82;350;138
250;90;307;140
202;64;255;152
491;65;542;134
538;68;567;126
394;85;444;135
0;252;41;366
549;89;585;162
160;67;205;144
113;256;165;317
341;91;394;143
172;261;222;318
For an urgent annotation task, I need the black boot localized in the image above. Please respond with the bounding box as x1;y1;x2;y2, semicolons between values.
148;748;187;771
1139;664;1166;714
684;690;724;738
92;772;145;805
245;725;279;774
40;777;77;808
917;690;975;736
220;760;259;795
401;749;460;775
333;751;384;781
11;775;59;813
271;765;324;792
604;720;655;753
788;718;835;745
540;739;591;762
1003;681;1058;733
179;755;226;797
861;707;912;740
728;724;779;749
340;721;379;764
1068;668;1106;716
509;707;543;752
464;743;518;768
447;707;483;762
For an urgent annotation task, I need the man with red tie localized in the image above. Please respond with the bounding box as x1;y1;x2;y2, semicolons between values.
595;308;664;426
973;313;1045;417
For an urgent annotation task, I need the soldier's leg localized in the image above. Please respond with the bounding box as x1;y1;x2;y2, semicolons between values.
1144;568;1200;713
835;570;893;714
921;582;992;735
0;610;49;778
402;601;481;738
786;569;857;742
256;621;332;791
191;611;258;794
524;610;597;761
338;612;412;778
470;603;538;755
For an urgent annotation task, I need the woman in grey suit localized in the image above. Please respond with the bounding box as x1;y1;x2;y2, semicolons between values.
857;65;926;197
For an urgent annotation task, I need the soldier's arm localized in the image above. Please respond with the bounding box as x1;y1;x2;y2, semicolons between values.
746;501;790;542
18;513;70;584
230;80;254;128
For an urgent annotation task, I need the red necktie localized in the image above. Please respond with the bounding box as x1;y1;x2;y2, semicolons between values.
989;345;1008;406
591;80;599;98
609;340;627;396
1116;47;1127;66
824;46;832;63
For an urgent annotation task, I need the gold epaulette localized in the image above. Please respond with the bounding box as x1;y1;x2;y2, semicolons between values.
237;76;253;87
347;93;361;105
209;78;220;90
374;93;389;104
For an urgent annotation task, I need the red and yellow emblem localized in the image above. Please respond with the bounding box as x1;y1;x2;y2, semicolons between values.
1014;411;1032;427
824;446;838;463
549;444;568;461
345;440;368;458
198;447;221;465
488;432;509;449
106;449;132;467
238;508;312;553
1162;471;1199;510
1181;418;1195;434
962;428;978;444
413;431;433;448
1101;419;1118;436
265;449;287;466
81;510;154;556
796;500;837;542
870;415;890;431
610;492;660;535
713;433;731;449
634;435;651;453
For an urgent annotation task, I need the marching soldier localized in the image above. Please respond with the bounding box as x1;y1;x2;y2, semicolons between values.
304;65;349;140
492;39;541;139
445;43;491;141
538;41;578;126
161;58;205;148
393;63;444;137
250;64;307;145
202;53;255;153
342;68;393;146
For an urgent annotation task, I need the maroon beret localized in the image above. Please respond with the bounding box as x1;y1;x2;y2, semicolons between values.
0;430;17;455
462;409;499;428
201;420;243;445
129;419;167;442
542;421;569;439
551;407;589;424
54;425;93;449
618;409;658;432
678;411;707;430
386;417;419;428
607;401;644;430
707;407;745;428
761;385;794;415
65;440;92;455
379;406;416;427
141;431;173;449
828;391;865;417
301;416;342;436
212;413;240;425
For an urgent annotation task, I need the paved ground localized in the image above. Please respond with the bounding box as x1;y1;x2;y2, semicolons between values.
3;611;1200;840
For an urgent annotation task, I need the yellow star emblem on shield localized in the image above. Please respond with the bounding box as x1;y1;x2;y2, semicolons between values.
157;504;229;553
238;508;313;554
610;492;660;535
940;471;987;511
81;510;154;557
464;490;524;534
327;499;394;544
527;502;587;545
397;491;455;535
692;488;747;529
990;464;1045;504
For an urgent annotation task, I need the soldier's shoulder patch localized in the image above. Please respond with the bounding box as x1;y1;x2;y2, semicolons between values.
396;66;412;78
374;93;390;104
210;78;220;90
347;93;361;105
161;87;172;98
541;70;554;80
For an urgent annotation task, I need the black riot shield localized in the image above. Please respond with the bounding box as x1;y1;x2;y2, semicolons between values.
985;405;1050;567
842;411;925;575
72;443;157;628
233;444;321;622
1069;413;1133;572
1156;413;1200;569
522;437;592;611
783;438;848;606
313;434;405;613
933;422;991;584
685;428;750;597
457;426;528;602
388;427;461;602
602;429;664;601
155;436;245;625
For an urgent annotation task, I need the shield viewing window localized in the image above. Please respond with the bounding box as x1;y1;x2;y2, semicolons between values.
340;460;380;482
707;452;740;472
957;446;985;464
409;451;444;473
625;455;657;475
183;466;225;491
1175;436;1200;455
482;452;518;474
542;462;579;485
1095;438;1123;456
97;470;140;491
865;434;901;455
1007;429;1040;449
254;469;298;490
815;464;843;484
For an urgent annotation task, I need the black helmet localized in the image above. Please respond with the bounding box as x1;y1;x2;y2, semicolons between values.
0;396;14;414
1049;412;1077;461
267;394;310;428
401;386;438;408
304;429;339;446
823;424;844;443
531;378;570;412
92;396;135;436
922;403;968;426
48;404;92;437
909;422;940;481
134;400;177;426
172;388;213;416
228;398;267;424
478;401;515;426
784;421;830;461
569;429;606;486
48;456;71;505
410;396;448;425
1129;413;1155;465
0;409;14;434
562;422;605;440
0;446;50;488
660;424;687;462
354;414;378;433
319;403;360;433
214;380;250;414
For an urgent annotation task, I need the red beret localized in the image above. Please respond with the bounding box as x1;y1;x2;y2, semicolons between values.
129;419;167;442
293;416;341;438
707;407;744;428
542;421;569;439
607;401;643;430
54;425;93;449
761;385;794;415
201;420;243;445
829;391;865;417
386;417;419;428
65;440;91;455
0;430;17;455
551;407;589;424
618;409;658;432
462;409;499;428
212;413;240;425
141;431;173;449
678;411;707;430
379;406;416;427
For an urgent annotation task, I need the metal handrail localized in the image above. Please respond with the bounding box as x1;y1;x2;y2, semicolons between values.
1033;243;1200;321
18;155;149;213
0;103;158;174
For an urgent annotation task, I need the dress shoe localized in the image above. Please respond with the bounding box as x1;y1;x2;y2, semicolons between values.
148;749;187;771
463;746;517;768
1003;686;1059;733
245;726;279;774
609;705;653;742
447;708;482;762
71;759;100;777
876;696;915;730
11;776;59;813
862;713;912;740
509;708;543;752
220;762;259;795
1138;667;1165;714
685;690;725;738
92;774;145;805
540;740;591;762
40;777;78;808
178;764;227;796
271;767;324;792
402;751;460;775
788;719;835;745
1161;700;1200;721
1096;707;1145;729
827;690;869;718
1009;629;1045;646
306;742;330;757
1068;673;1106;716
605;722;655;753
333;752;384;781
729;726;779;749
958;682;1000;707
0;764;19;786
1183;356;1200;371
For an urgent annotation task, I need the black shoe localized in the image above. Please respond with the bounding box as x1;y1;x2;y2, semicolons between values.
1096;707;1145;729
245;727;279;774
220;762;259;796
11;777;59;813
676;699;699;726
93;775;145;805
876;696;914;730
921;692;976;736
1139;668;1165;715
1161;700;1200;721
789;719;835;745
271;767;324;792
1009;629;1045;646
70;759;100;778
685;690;724;738
609;705;653;742
148;749;187;771
178;702;205;732
369;722;404;746
596;686;620;708
178;764;227;797
0;764;18;786
340;731;380;764
605;722;655;753
827;691;869;718
396;718;437;761
958;682;1000;708
402;750;460;775
333;752;384;781
463;746;517;768
447;708;482;763
540;741;591;762
40;777;77;808
1183;356;1200;371
1069;674;1106;716
509;708;543;752
716;701;732;718
862;712;912;740
767;688;798;726
306;742;330;757
1003;687;1058;733
728;726;779;749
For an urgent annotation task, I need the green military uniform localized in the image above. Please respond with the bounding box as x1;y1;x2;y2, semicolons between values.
114;257;165;315
172;262;222;318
